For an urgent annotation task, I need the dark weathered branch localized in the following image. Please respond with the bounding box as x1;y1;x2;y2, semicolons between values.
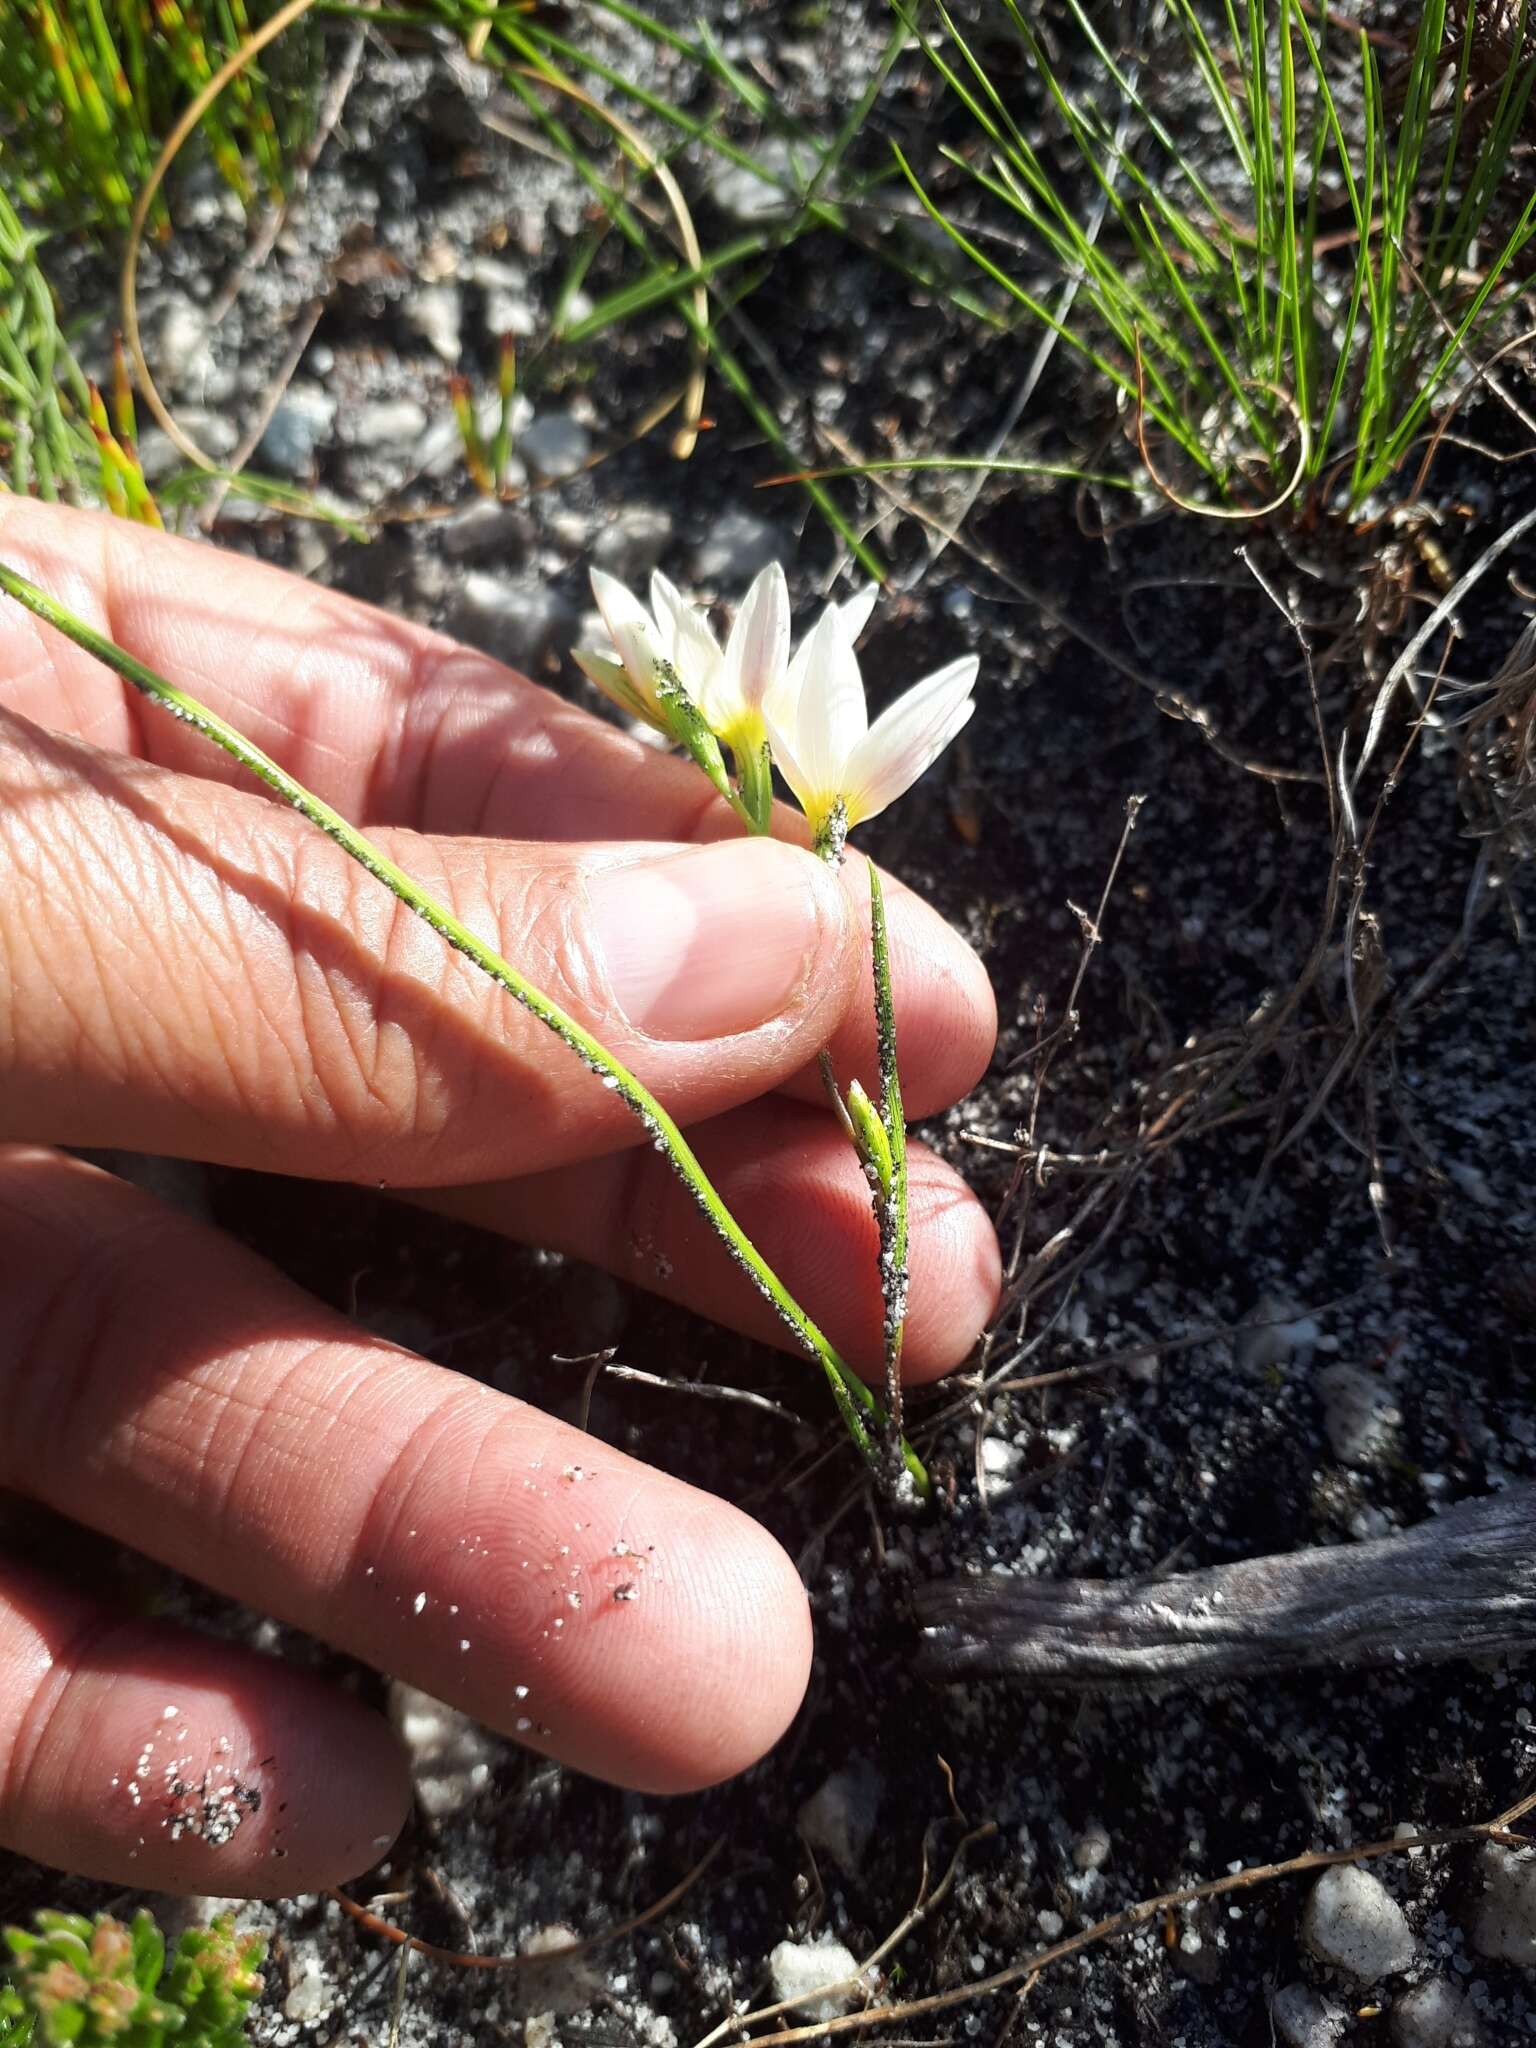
915;1484;1536;1688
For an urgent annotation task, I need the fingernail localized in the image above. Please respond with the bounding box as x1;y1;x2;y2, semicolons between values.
588;839;835;1040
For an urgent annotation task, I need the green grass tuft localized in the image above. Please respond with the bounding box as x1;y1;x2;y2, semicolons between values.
902;0;1536;517
0;0;314;237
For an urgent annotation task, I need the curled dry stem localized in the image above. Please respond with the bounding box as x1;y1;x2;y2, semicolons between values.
1131;333;1312;522
121;7;706;480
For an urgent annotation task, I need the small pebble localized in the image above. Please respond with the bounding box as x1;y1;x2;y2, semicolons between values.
405;282;463;363
1468;1842;1536;1964
690;508;785;584
1272;1981;1348;2047
256;382;337;477
520;411;592;479
446;570;570;674
707;138;822;224
343;397;429;450
1390;1974;1484;2048
387;1682;498;1819
136;410;239;483
766;1935;861;2021
440;498;527;563
282;1953;333;2025
516;1925;606;2017
155;293;213;387
1300;1864;1416;1982
592;504;675;581
798;1761;882;1877
1234;1296;1319;1373
980;1435;1026;1482
1072;1821;1111;1872
1318;1362;1402;1470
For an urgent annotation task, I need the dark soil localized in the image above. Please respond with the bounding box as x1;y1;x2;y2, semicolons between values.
5;3;1536;2044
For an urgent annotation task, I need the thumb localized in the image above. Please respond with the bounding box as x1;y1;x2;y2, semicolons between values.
0;708;856;1183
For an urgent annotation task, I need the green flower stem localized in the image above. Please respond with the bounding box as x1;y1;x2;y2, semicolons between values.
869;866;909;1457
0;559;928;1499
732;733;774;836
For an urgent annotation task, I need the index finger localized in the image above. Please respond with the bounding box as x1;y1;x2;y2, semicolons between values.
0;502;998;1117
0;497;755;842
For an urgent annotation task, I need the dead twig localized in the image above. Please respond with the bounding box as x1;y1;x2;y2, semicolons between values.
204;15;369;333
198;295;325;528
718;1793;1536;2043
693;1819;997;2048
1350;505;1536;795
586;1359;817;1439
915;1483;1536;1686
328;1838;721;1972
123;0;325;469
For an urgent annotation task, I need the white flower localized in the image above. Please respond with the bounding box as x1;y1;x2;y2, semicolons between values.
650;563;788;752
764;590;978;855
573;564;788;751
571;568;672;732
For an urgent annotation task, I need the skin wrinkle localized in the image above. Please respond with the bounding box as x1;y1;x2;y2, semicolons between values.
106;813;240;1111
404;644;608;845
228;829;346;1149
94;1338;391;1599
99;1358;256;1524
3;725;282;1129
33;1305;297;1526
8;756;137;1090
296;848;418;1143
415;638;524;839
338;1380;503;1608
283;824;469;1170
97;526;151;764
356;879;432;1131
371;637;453;838
471;710;563;843
0;1201;176;1498
120;532;328;789
195;1338;360;1572
0;1605;134;1842
112;826;261;1128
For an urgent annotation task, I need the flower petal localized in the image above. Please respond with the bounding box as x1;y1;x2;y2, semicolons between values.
842;655;978;825
647;569;722;711
833;582;879;646
785;603;869;803
719;562;789;719
779;582;878;715
590;569;665;707
573;647;659;728
762;698;818;821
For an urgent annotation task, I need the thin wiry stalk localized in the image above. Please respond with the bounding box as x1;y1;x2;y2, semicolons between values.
479;24;885;575
0;560;929;1500
869;867;909;1467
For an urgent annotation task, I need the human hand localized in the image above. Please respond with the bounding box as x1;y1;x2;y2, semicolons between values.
0;502;999;1895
